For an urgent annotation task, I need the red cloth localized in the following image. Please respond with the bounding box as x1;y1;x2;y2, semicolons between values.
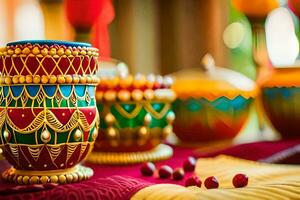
0;175;149;200
1;139;300;200
92;0;115;58
198;139;300;164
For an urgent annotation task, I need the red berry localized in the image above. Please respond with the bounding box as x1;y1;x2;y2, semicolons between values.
183;157;196;172
232;174;248;188
185;176;202;187
204;176;219;189
172;168;185;180
158;165;173;179
140;162;156;176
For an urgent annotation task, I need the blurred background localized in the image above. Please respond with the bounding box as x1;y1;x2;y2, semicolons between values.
0;0;299;78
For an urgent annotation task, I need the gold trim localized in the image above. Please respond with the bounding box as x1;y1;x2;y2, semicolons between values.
0;51;98;77
97;74;173;92
1;164;93;185
15;166;77;176
105;101;171;120
1;75;99;85
87;144;173;165
0;45;99;58
114;103;143;119
143;103;170;119
97;89;176;102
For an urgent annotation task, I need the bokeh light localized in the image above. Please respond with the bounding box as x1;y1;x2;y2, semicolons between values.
266;7;299;66
14;1;44;40
223;22;246;49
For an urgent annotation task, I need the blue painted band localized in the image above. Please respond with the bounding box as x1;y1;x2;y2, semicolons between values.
7;40;91;47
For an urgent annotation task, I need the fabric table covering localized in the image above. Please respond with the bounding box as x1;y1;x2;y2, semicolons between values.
1;139;300;200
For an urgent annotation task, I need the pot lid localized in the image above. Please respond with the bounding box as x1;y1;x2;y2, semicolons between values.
171;54;258;100
260;65;300;87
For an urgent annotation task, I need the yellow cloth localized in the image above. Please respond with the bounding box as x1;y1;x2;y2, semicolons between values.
131;155;300;200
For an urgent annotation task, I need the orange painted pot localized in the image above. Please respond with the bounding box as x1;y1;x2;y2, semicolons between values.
171;55;257;143
231;0;279;19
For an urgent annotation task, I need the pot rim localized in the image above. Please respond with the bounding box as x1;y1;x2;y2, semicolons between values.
7;40;91;47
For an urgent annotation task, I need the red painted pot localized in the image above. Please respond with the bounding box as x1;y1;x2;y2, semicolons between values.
0;40;100;184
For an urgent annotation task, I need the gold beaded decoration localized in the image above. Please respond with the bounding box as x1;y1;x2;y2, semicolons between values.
0;75;99;85
88;144;173;165
0;45;98;58
91;72;176;165
1;165;93;185
97;74;176;102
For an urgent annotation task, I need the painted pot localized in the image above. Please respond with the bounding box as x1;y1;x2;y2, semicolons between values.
231;0;279;18
261;67;300;138
171;54;257;143
0;40;99;184
88;66;175;164
173;96;253;142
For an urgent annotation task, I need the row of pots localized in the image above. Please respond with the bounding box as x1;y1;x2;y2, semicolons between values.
0;41;297;185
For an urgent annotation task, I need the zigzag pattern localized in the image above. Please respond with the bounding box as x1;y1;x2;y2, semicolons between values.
1;53;98;77
112;102;170;119
1;84;95;107
3;108;99;133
